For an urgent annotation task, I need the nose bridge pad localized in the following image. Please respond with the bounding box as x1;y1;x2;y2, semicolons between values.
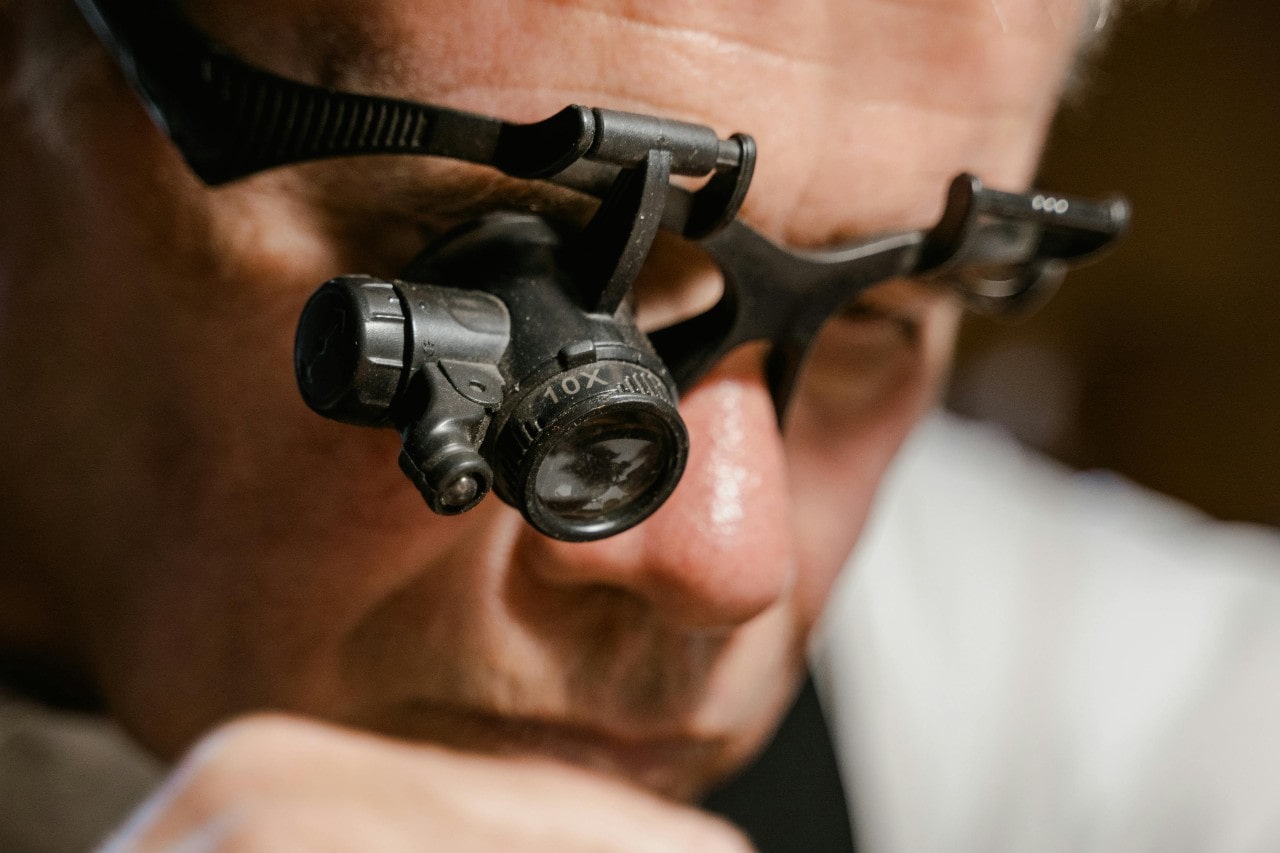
650;284;804;426
648;279;792;423
764;325;823;426
649;220;927;424
630;231;727;335
648;287;742;393
649;292;798;426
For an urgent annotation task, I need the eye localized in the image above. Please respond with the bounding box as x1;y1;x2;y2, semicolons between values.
828;302;919;344
789;290;928;423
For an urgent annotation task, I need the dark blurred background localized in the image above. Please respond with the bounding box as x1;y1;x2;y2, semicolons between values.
948;0;1280;526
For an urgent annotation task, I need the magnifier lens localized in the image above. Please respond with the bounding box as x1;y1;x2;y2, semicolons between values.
523;403;684;538
534;415;670;520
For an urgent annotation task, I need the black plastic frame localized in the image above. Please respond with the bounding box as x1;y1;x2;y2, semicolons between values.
75;0;1130;420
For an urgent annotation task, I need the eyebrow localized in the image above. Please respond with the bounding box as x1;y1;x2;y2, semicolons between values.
300;153;599;227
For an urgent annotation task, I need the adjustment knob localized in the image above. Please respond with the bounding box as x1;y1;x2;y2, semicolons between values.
294;275;408;425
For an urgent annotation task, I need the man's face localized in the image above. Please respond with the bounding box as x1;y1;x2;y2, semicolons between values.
0;0;1088;798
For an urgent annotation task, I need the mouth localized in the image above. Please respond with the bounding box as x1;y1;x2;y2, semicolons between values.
363;700;731;799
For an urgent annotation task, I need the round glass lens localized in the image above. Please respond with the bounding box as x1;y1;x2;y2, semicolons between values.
533;415;670;522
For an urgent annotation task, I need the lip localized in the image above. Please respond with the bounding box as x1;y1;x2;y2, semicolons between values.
366;700;727;796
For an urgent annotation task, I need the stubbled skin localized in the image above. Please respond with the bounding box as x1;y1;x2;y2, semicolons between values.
0;0;1089;835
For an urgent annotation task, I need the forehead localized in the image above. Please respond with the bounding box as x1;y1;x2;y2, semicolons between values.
179;0;1093;240
188;0;1095;90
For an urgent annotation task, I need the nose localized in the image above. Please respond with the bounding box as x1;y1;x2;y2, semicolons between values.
516;346;795;630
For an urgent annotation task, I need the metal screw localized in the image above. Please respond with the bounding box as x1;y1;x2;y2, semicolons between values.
440;474;480;509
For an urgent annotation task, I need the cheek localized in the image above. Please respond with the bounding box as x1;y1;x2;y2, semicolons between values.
5;85;493;747
782;298;961;622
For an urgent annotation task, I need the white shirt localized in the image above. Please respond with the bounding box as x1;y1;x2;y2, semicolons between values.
815;412;1280;853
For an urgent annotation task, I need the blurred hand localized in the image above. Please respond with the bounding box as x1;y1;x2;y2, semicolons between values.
101;715;753;852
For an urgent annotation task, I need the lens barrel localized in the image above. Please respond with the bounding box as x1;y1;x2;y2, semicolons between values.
491;358;688;541
294;214;690;542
